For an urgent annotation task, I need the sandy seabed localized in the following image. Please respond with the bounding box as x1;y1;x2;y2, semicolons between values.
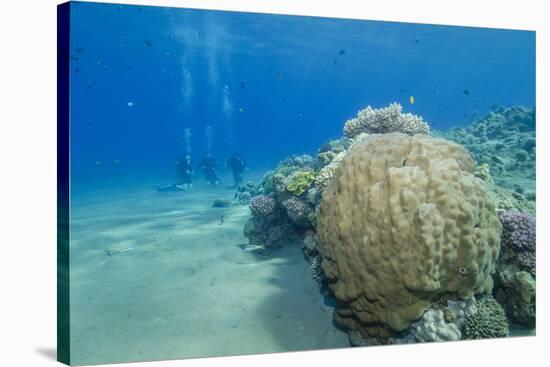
68;180;349;365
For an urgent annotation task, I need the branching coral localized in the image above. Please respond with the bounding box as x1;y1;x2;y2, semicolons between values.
343;103;430;139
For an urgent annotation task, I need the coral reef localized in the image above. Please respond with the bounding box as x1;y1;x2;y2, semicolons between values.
343;103;430;139
439;106;535;201
317;133;501;339
463;296;509;339
242;102;535;343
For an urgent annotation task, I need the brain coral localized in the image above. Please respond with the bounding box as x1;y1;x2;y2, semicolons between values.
317;133;502;339
343;103;430;139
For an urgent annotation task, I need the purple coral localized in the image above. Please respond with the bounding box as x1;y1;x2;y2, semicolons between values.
500;211;536;252
516;251;536;277
249;195;276;217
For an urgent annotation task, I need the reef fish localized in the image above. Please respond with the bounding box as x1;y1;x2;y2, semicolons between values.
463;89;470;95
409;95;415;105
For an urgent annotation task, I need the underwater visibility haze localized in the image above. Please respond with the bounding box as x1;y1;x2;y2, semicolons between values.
63;1;536;365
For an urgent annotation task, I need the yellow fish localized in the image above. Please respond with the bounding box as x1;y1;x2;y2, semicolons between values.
409;95;415;105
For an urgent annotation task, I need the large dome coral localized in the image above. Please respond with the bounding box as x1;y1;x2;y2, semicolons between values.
317;133;502;339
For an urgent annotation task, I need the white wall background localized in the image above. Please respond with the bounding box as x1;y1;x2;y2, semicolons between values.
0;0;547;366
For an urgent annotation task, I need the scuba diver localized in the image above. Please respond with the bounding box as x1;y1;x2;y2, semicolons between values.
197;154;220;186
176;154;193;190
157;154;193;192
225;153;246;187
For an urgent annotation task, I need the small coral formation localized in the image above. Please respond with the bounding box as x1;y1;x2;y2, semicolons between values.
244;155;317;249
243;209;299;249
494;264;536;327
500;211;536;253
286;170;316;196
212;198;231;208
249;195;277;217
343;103;430;139
282;196;315;227
408;309;462;342
463;296;509;339
317;138;348;166
499;211;536;277
474;163;493;184
314;151;346;190
317;133;501;339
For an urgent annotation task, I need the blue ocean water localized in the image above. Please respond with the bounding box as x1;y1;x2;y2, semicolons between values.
70;1;535;193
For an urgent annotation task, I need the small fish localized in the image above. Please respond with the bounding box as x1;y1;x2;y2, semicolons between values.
238;107;245;113
85;82;92;90
298;112;303;118
240;81;245;90
164;51;171;56
399;88;405;93
434;88;440;94
113;159;121;164
409;95;415;105
415;37;420;43
144;40;153;47
76;47;85;53
95;161;101;166
74;67;80;73
70;55;79;61
175;138;183;144
137;7;142;12
338;49;346;55
127;101;134;107
218;214;225;225
333;59;337;65
276;73;283;80
463;89;470;95
125;65;131;71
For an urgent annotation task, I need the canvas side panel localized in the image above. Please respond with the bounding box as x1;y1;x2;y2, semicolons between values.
57;2;71;365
